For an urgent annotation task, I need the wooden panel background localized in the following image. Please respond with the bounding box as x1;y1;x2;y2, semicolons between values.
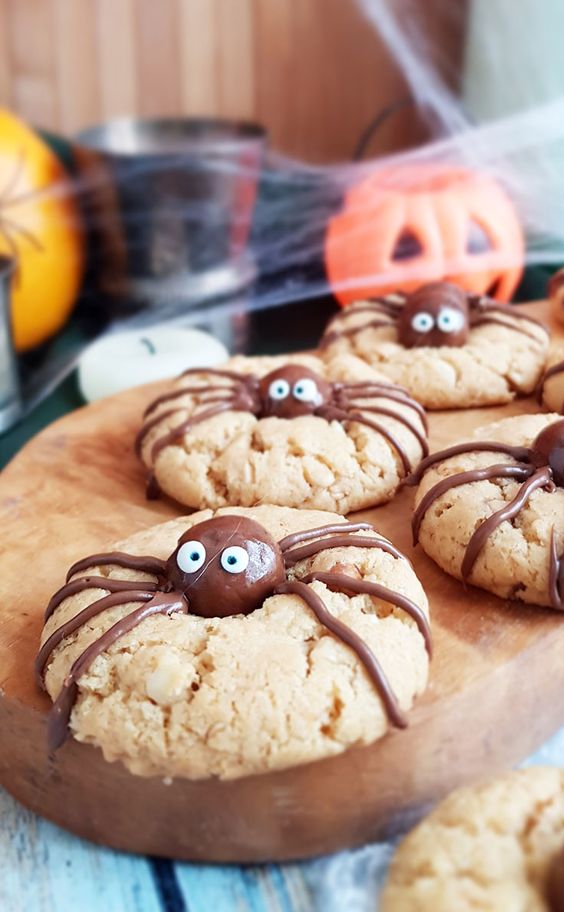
0;0;465;163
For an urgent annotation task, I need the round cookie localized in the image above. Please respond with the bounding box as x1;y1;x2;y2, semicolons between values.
319;281;550;409
136;352;429;513
380;767;564;912
408;413;564;609
549;270;564;326
37;505;431;780
538;346;564;414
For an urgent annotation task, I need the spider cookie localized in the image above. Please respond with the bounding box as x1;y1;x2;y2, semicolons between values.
37;506;431;779
380;767;564;912
407;413;564;609
135;352;428;513
538;346;564;414
319;281;550;409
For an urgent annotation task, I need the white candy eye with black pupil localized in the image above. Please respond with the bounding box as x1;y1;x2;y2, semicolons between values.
437;306;465;333
268;379;290;400
176;540;206;573
220;546;249;574
411;311;434;333
293;377;319;403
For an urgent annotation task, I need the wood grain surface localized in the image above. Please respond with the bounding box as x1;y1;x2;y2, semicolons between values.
0;0;465;161
0;784;313;912
0;300;562;863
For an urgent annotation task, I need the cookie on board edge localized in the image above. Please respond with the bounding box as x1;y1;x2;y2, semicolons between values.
37;505;431;780
407;413;564;609
380;767;564;912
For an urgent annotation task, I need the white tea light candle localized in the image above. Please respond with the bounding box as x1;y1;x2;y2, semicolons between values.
78;326;229;403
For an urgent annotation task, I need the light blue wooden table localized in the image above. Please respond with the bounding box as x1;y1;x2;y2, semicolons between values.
0;785;316;912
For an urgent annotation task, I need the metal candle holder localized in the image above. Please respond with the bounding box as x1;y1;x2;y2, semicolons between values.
0;256;22;433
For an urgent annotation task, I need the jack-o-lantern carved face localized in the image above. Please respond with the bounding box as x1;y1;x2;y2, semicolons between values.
397;282;469;348
325;165;524;306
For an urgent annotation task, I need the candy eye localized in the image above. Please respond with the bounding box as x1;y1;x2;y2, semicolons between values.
411;311;434;333
292;377;320;404
437;306;465;333
220;546;249;574
268;379;290;400
176;540;207;573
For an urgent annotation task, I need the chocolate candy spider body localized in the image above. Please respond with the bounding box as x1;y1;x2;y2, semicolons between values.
408;418;564;609
135;363;429;497
397;282;469;348
36;516;432;752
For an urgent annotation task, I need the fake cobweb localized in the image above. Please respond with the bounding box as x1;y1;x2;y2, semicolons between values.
115;0;564;331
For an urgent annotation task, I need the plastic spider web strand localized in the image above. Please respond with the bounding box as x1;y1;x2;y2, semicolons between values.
8;0;564;336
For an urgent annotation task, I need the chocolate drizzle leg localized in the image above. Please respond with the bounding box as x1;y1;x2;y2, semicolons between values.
283;533;408;567
45;576;160;621
318;405;414;475
38;589;158;687
66;551;167;582
278;521;373;551
275;579;409;729
136;363;429;498
47;593;187;752
39;517;431;753
300;571;432;655
411;419;564;608
412;464;534;545
537;359;564;411
460;468;553;583
407;441;532;486
468;298;550;342
319;298;405;349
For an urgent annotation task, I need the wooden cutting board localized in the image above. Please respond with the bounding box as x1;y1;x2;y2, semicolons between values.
0;301;562;863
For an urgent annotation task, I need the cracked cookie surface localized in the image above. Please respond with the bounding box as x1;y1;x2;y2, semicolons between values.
320;296;549;409
40;505;430;780
380;767;564;912
137;353;428;513
413;414;564;608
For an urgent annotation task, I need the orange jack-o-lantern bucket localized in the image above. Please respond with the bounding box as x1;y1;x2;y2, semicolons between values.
325;164;524;306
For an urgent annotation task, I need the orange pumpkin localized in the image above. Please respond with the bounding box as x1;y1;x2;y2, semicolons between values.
325;164;524;306
0;108;84;351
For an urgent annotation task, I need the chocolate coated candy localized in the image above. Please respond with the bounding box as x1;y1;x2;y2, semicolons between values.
258;365;331;418
167;516;286;617
397;282;469;349
532;419;564;487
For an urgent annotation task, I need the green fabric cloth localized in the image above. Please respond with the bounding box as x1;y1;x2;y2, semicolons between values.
0;374;81;469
